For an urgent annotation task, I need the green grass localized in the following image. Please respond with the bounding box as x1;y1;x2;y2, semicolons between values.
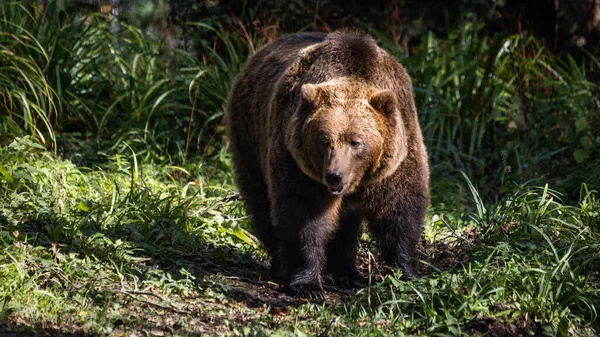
0;136;255;335
1;136;598;336
1;1;600;336
0;0;251;162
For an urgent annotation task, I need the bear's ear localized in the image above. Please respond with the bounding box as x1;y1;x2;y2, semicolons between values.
300;83;326;109
369;89;398;116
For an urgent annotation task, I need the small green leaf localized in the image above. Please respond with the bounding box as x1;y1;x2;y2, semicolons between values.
494;309;511;317
77;200;89;212
384;274;403;287
580;135;592;151
575;117;587;133
573;149;588;163
232;224;254;245
0;165;14;182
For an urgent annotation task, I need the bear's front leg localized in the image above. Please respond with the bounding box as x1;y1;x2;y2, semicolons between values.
367;203;426;280
269;167;341;300
325;208;366;287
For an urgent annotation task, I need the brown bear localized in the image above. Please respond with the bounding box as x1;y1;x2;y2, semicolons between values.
226;30;429;300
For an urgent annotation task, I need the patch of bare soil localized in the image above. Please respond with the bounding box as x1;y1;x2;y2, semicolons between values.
1;318;85;337
466;314;536;337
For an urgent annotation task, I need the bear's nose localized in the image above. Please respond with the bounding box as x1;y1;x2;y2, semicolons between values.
324;170;343;186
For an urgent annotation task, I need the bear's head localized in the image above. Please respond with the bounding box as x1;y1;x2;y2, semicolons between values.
286;79;408;196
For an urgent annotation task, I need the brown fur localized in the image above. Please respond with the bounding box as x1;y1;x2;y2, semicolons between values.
226;30;429;300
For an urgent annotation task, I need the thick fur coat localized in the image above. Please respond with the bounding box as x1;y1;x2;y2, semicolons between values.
226;30;429;300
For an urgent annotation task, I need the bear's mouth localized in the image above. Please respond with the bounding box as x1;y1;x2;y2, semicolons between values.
328;184;348;196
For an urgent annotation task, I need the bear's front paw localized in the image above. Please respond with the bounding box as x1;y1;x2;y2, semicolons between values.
285;282;326;301
326;269;367;288
399;265;418;280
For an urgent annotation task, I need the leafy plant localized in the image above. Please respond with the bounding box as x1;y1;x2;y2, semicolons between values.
388;20;600;196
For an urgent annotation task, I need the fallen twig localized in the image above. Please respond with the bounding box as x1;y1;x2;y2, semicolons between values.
114;289;188;315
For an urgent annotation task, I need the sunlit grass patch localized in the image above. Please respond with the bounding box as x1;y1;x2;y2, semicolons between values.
0;134;599;336
0;137;258;334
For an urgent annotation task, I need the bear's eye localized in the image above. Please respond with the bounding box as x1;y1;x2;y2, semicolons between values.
319;136;330;146
350;139;362;148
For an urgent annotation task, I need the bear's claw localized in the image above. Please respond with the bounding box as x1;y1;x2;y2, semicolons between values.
328;273;367;288
285;283;326;301
325;266;367;288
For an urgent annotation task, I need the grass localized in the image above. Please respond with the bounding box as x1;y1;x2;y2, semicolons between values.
1;1;599;336
1;136;254;335
0;1;251;162
1;136;598;336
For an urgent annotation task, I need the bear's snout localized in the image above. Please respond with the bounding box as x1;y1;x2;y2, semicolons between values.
324;170;348;195
325;170;343;186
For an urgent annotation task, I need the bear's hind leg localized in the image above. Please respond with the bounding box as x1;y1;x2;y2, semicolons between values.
240;180;280;274
325;209;366;287
229;146;278;273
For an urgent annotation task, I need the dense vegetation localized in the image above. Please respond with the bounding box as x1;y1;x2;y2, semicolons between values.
1;1;599;336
